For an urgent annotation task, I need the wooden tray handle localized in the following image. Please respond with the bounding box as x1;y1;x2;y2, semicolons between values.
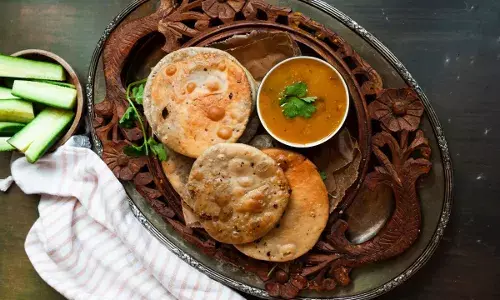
95;0;174;142
101;0;175;109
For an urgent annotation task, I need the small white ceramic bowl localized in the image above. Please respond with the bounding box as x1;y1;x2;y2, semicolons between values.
256;56;349;148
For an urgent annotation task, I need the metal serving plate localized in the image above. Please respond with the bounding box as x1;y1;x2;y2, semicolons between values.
85;1;453;299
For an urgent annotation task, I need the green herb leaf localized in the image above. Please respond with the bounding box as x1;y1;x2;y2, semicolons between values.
284;82;307;98
148;137;168;161
122;78;149;158
282;96;317;119
122;78;164;160
279;95;289;106
123;143;147;157
282;97;302;118
279;82;318;119
131;84;145;104
301;96;317;103
119;106;137;128
320;171;327;181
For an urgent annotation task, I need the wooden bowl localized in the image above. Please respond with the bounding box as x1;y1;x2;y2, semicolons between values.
11;49;83;149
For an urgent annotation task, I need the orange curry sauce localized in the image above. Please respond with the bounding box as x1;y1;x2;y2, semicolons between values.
259;58;348;144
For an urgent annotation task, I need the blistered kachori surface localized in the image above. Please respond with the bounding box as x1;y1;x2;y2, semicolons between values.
235;149;329;261
143;47;256;158
187;143;290;244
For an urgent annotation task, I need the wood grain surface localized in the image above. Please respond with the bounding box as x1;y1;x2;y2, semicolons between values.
0;0;499;299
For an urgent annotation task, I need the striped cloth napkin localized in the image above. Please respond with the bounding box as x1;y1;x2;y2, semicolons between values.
8;138;245;300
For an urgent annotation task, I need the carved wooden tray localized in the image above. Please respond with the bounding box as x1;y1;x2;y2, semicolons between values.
85;0;453;299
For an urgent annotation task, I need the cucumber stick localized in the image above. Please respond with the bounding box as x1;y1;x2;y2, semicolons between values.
0;137;15;152
0;99;34;123
37;79;75;89
8;108;74;163
0;122;24;135
0;86;20;100
6;79;75;89
12;80;76;109
0;54;65;81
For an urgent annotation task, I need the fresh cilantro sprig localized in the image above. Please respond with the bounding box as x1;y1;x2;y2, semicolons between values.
119;78;168;161
282;96;317;119
119;106;137;128
284;82;307;98
279;82;318;119
131;84;145;104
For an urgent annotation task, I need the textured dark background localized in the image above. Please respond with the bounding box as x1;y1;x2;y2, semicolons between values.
0;0;499;299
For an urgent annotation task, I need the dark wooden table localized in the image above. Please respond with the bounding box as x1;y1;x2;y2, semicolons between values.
1;0;499;299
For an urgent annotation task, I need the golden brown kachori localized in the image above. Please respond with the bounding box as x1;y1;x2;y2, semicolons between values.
235;149;329;261
187;143;290;244
143;47;256;158
161;149;201;227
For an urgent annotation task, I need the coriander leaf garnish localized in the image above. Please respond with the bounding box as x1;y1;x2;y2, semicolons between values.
119;106;137;128
119;78;168;161
279;95;289;106
320;171;327;181
123;143;147;157
301;96;317;103
282;96;317;119
284;82;307;98
148;137;168;161
279;82;318;119
282;97;304;118
131;84;145;104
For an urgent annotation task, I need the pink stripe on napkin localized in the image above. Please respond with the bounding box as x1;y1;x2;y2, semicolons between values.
11;145;245;300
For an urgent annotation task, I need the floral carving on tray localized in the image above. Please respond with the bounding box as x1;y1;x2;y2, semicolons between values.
92;0;432;298
369;88;425;132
